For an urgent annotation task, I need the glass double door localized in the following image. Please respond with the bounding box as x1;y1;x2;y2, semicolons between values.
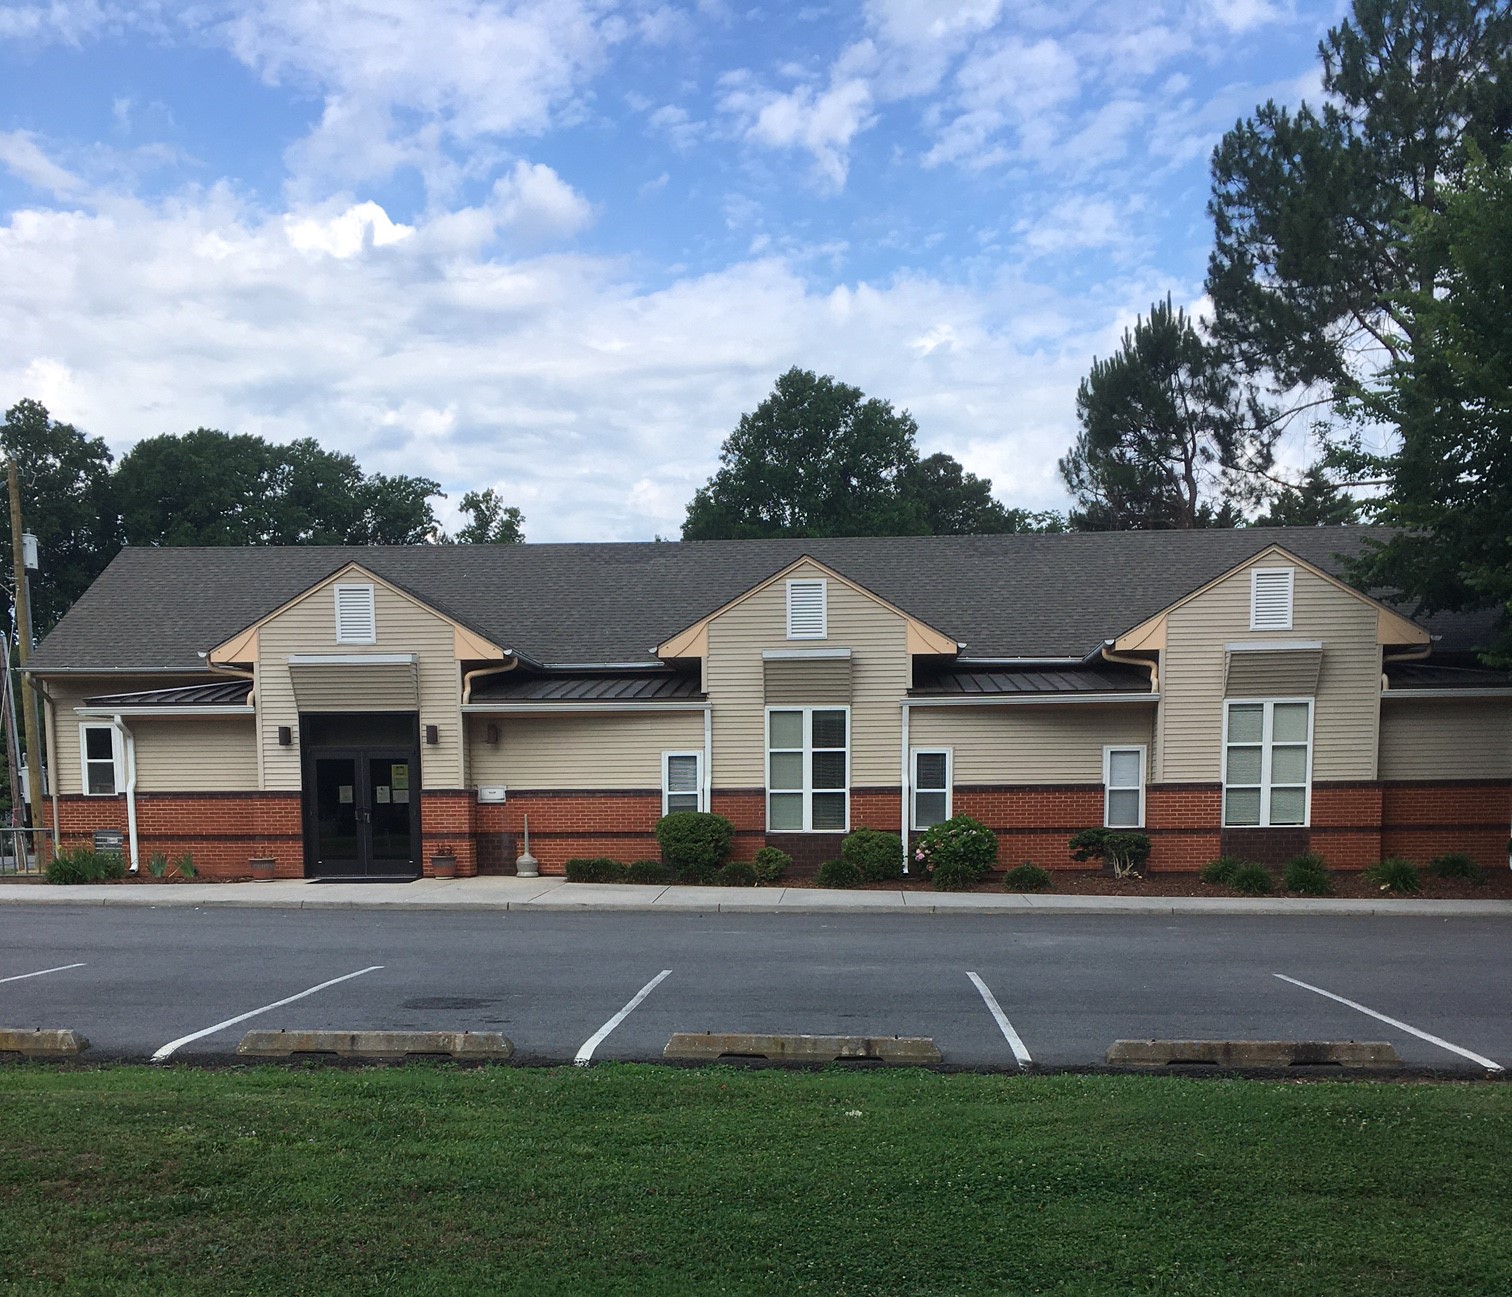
308;749;418;879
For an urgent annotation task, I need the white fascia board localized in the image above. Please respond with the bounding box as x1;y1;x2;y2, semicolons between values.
75;706;256;717
1224;640;1324;653
904;692;1159;707
462;701;710;714
761;648;853;660
286;653;417;666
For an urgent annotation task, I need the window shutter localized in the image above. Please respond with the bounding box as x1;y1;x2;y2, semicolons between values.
1250;568;1294;631
334;584;377;643
786;580;827;639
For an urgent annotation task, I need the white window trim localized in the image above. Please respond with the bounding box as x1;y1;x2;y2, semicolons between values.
1221;697;1315;828
910;747;953;831
764;704;850;832
78;722;124;797
1102;745;1146;829
661;750;705;816
333;582;377;644
1249;567;1295;631
785;579;828;640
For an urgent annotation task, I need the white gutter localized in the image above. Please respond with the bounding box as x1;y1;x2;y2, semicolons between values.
462;701;710;714
904;692;1159;708
899;700;911;876
1379;688;1512;700
703;706;713;813
75;706;255;717
108;713;139;874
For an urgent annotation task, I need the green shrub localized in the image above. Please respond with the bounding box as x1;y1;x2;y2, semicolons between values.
931;860;983;892
1003;862;1051;892
1069;828;1151;878
564;857;626;884
1200;856;1247;885
626;859;677;885
817;858;862;889
1365;856;1422;894
1283;853;1332;896
45;848;126;885
752;847;791;885
147;852;170;879
914;815;997;881
1429;853;1484;884
841;827;904;882
1229;863;1273;896
655;811;734;884
172;853;196;879
715;861;757;888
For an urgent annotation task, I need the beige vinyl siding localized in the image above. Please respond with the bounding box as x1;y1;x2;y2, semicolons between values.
1159;561;1382;783
467;712;705;789
258;578;462;791
1379;698;1512;780
131;717;258;791
763;656;852;704
911;705;1155;784
706;563;908;787
45;676;209;796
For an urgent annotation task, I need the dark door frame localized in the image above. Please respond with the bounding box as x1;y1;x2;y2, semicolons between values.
302;731;422;880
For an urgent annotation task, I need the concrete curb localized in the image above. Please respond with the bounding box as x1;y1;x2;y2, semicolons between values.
664;1032;942;1064
2;880;1510;918
1107;1039;1401;1068
0;1028;89;1057
237;1029;514;1060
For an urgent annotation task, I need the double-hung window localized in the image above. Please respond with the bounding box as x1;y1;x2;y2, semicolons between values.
911;749;951;830
662;751;704;815
80;724;122;796
767;707;848;831
1103;746;1145;828
1223;700;1312;826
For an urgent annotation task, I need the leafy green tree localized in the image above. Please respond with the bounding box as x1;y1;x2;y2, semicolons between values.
899;454;1063;535
452;488;525;544
1208;0;1512;394
0;400;119;633
1253;467;1361;527
1347;152;1512;662
1060;298;1267;531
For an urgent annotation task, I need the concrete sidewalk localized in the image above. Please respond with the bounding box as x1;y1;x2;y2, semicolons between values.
1;875;1509;917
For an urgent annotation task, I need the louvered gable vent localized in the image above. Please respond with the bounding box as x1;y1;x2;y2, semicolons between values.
1250;567;1294;631
786;579;827;639
334;583;377;643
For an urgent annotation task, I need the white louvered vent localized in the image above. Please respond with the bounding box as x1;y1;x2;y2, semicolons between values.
786;579;827;640
1250;567;1294;631
334;583;377;643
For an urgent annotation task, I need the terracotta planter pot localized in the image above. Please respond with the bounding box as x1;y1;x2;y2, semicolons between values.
249;857;276;882
431;854;457;880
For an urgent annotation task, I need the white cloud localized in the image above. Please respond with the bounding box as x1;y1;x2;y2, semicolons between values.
722;71;876;189
0;131;87;198
489;160;594;241
285;201;415;258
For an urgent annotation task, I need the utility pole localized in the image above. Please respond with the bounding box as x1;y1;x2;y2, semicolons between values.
7;458;44;842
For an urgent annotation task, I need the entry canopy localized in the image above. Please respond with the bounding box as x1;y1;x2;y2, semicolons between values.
286;654;419;713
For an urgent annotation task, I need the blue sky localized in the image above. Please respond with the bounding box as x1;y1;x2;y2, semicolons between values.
0;1;1340;540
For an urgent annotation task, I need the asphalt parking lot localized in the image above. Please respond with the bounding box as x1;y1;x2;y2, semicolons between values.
1;905;1507;1072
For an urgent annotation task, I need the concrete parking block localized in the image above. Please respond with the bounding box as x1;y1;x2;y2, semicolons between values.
664;1031;942;1064
0;1027;89;1057
237;1029;514;1060
1107;1039;1401;1068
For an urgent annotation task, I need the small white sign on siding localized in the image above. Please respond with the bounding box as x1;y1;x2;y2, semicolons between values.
334;583;377;643
786;579;827;639
1249;567;1294;631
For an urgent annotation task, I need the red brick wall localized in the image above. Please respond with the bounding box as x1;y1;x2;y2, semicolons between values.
474;790;666;875
1382;780;1511;869
421;789;478;877
1309;783;1384;869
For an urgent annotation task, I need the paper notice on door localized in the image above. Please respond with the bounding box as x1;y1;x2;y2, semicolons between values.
393;789;409;804
376;786;391;804
391;764;409;790
339;785;354;804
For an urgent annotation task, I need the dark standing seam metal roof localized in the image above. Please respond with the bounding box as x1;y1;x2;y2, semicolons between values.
28;527;1495;673
910;664;1153;696
82;680;254;707
469;672;706;703
1383;663;1511;690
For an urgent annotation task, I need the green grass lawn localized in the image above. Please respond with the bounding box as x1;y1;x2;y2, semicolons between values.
0;1066;1508;1295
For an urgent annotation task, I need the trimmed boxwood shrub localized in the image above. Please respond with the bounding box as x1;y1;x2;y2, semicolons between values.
1282;852;1332;896
914;815;997;881
715;861;757;887
1229;863;1273;896
841;827;904;882
1200;856;1247;886
1003;863;1051;892
752;847;791;885
46;848;127;885
626;859;677;885
1429;852;1484;884
1365;856;1422;894
931;860;983;892
817;858;862;889
655;811;734;885
1069;828;1151;878
564;857;626;883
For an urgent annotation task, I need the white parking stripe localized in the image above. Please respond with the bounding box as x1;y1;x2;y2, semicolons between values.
1273;973;1504;1072
575;969;672;1066
1;962;86;984
151;965;384;1062
967;971;1032;1067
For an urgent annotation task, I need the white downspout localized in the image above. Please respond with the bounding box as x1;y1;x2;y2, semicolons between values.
900;701;911;875
110;713;139;874
703;705;712;812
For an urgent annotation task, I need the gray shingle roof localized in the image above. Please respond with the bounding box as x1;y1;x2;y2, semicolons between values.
29;527;1494;673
